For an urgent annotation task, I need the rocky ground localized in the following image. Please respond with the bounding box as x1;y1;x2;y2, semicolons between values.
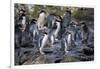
15;43;94;65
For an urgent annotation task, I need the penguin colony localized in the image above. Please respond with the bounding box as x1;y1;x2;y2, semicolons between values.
15;8;94;65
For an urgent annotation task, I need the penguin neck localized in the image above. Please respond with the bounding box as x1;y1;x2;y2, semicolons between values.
55;22;60;37
44;34;48;37
67;33;72;43
52;19;55;27
22;16;26;25
39;12;46;18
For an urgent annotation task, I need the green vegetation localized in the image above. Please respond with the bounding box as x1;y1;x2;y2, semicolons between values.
73;8;94;21
14;3;94;22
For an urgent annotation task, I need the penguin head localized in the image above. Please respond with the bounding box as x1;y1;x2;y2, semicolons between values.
80;21;86;27
66;8;71;15
31;19;37;24
19;9;26;16
39;9;46;14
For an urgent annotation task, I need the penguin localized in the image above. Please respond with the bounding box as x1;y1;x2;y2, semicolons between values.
54;21;61;39
39;32;49;55
37;10;47;30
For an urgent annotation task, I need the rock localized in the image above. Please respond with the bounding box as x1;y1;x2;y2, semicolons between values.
32;55;46;64
83;47;94;56
61;55;80;62
42;48;53;54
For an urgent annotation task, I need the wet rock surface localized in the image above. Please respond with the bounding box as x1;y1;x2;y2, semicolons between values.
15;43;94;65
